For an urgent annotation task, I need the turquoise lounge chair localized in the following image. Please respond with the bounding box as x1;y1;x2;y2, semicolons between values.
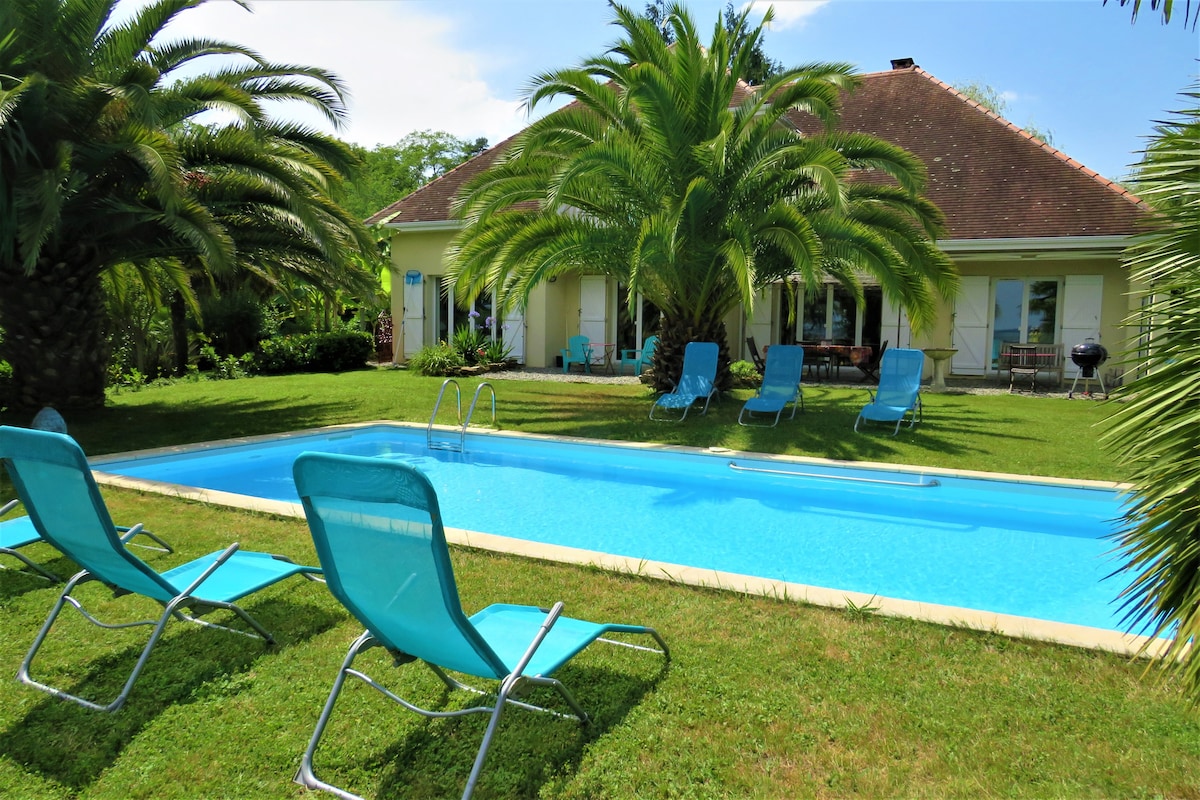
854;348;925;435
0;425;322;712
561;335;592;373
619;334;658;375
738;345;805;426
292;452;669;800
650;341;719;421
0;500;57;581
1;498;173;582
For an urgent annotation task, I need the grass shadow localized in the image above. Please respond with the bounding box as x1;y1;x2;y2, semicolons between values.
358;657;669;799
0;596;341;790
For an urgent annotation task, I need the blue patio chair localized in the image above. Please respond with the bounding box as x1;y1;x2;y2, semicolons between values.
650;341;719;421
854;348;926;435
560;335;592;374
292;452;669;800
619;335;658;375
1;498;173;582
738;345;805;427
0;425;323;712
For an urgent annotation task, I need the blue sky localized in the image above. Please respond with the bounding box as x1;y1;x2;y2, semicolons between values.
150;0;1198;182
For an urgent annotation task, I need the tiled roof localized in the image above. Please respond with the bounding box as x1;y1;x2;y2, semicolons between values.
368;65;1147;240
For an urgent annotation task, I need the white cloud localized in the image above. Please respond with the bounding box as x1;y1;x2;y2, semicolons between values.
743;0;833;30
150;0;528;148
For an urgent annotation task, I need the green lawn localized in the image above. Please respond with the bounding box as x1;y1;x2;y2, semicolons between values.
14;367;1120;480
2;368;1194;799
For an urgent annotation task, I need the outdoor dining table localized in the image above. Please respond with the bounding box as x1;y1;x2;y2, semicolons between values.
800;344;874;381
590;343;617;374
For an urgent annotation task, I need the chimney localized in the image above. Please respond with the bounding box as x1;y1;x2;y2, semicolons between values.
890;58;915;70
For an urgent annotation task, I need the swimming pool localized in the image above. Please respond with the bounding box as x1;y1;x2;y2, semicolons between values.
92;423;1149;652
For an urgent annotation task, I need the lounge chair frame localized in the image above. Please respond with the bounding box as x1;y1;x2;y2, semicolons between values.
293;453;669;800
1;498;174;583
20;543;318;712
0;425;322;713
738;345;805;427
853;349;925;435
650;341;719;422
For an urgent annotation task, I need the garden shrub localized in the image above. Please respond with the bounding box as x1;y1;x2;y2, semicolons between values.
254;331;373;375
729;359;760;387
408;342;466;376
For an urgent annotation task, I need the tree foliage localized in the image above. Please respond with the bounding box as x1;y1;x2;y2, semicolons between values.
0;0;372;408
954;81;1055;146
1103;85;1200;703
343;131;489;222
643;0;783;84
448;2;957;391
1105;0;1198;28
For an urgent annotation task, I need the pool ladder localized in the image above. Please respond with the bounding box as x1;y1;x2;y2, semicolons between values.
427;379;497;452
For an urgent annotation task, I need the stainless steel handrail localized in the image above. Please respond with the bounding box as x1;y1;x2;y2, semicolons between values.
427;379;462;450
728;461;940;488
462;382;497;449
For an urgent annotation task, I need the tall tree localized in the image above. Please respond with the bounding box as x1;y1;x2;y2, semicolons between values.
0;0;365;409
342;131;489;222
644;0;782;84
448;3;956;391
954;81;1055;146
163;121;377;373
1102;85;1200;703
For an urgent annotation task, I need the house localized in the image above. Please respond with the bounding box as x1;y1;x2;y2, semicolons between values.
367;59;1148;384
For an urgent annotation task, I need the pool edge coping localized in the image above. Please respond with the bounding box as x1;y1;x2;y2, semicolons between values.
91;420;1159;659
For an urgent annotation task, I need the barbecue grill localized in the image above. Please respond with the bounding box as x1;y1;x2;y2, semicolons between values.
1068;338;1108;399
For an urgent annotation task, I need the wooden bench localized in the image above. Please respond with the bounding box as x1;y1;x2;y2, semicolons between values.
998;342;1064;390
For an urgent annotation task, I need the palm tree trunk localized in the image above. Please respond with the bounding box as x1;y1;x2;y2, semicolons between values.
0;252;109;411
171;291;189;377
651;310;732;393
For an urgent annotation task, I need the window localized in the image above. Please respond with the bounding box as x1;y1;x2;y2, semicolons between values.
991;279;1059;363
794;284;883;346
616;284;661;351
432;279;496;343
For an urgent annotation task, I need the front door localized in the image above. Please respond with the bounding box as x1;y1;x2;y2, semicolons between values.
952;276;990;375
579;276;608;355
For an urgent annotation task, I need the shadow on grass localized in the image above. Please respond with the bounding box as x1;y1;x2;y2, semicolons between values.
0;596;341;790
0;552;78;601
0;396;351;458
333;657;670;799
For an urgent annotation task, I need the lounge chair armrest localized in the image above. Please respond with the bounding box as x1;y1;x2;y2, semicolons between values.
0;499;19;516
178;542;241;596
118;523;145;543
507;601;565;681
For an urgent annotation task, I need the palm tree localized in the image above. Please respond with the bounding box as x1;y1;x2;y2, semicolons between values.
1102;85;1200;704
446;3;956;391
0;0;366;408
1106;0;1199;28
164;121;377;374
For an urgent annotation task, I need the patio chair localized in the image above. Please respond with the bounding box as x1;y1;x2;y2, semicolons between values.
649;341;719;421
1;498;173;582
738;345;805;427
619;334;658;375
857;340;889;383
560;335;592;374
745;336;766;374
853;348;925;435
0;425;323;712
291;452;669;800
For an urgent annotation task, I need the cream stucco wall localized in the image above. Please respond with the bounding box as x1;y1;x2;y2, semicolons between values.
389;224;1134;383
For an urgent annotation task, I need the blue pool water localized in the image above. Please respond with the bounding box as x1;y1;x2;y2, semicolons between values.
95;425;1134;634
